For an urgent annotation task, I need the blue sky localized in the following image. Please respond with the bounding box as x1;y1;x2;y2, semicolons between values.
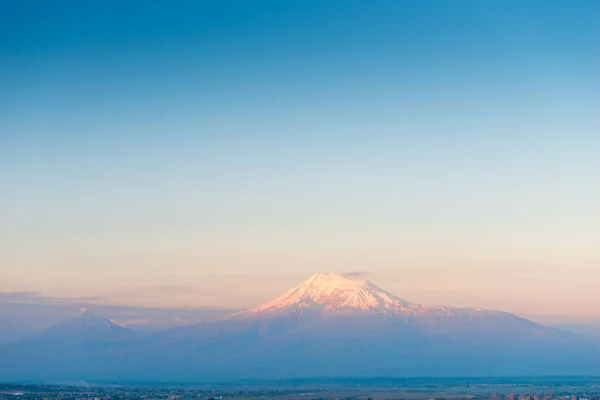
1;1;599;315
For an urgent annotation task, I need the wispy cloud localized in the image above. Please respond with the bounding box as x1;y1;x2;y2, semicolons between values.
0;291;102;305
341;271;376;280
0;292;41;303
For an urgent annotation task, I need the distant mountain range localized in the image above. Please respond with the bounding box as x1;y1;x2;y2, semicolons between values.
1;273;599;382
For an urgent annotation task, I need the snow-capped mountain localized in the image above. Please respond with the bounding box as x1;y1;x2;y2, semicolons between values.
232;273;544;337
241;273;413;314
141;275;595;379
1;274;598;382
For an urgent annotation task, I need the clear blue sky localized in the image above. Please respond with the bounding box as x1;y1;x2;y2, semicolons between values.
1;1;599;315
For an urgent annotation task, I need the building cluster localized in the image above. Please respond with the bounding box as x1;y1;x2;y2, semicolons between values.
2;383;600;400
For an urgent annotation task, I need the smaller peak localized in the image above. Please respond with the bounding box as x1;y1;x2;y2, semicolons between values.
77;307;94;317
51;308;131;334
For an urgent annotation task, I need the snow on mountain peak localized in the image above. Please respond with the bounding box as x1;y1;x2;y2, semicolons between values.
246;273;413;314
297;273;370;293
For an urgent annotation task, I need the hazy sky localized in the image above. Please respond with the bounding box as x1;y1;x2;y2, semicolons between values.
1;1;599;316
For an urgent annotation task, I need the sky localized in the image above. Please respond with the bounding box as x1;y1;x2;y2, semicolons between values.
1;1;599;318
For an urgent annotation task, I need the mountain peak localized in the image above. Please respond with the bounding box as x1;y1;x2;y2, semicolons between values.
305;273;370;289
244;272;413;315
46;308;127;335
78;307;91;316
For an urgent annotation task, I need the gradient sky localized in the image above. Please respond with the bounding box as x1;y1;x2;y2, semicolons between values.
1;1;599;316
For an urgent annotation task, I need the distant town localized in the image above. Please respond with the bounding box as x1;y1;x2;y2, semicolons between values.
1;379;600;400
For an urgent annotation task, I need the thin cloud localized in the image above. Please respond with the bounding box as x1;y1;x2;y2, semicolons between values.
37;295;103;303
148;285;200;294
341;271;376;280
0;292;102;305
